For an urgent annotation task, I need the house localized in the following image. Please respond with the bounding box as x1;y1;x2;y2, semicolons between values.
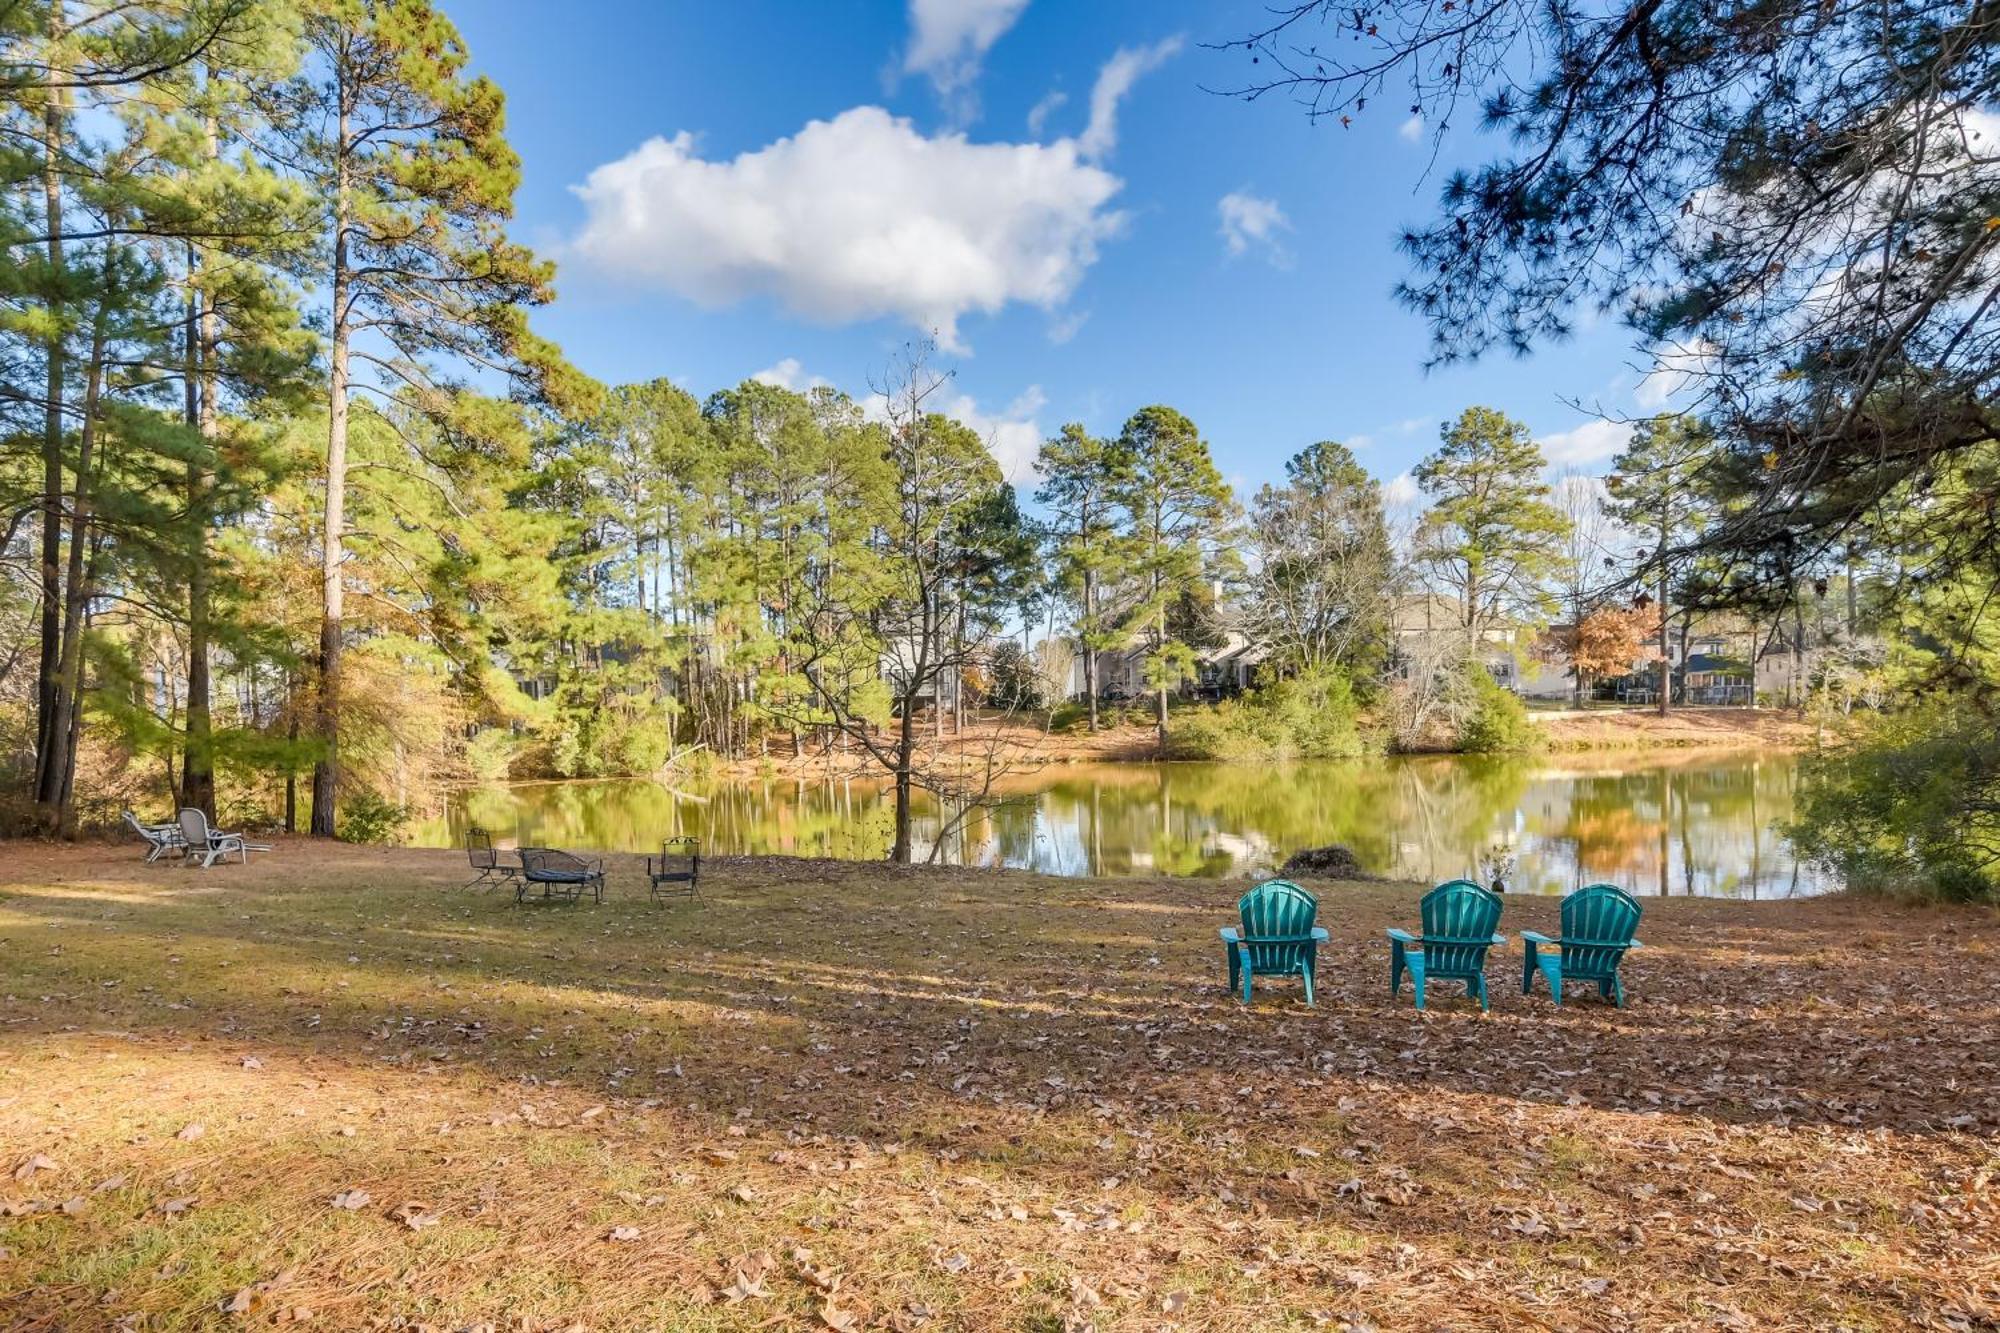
1066;631;1268;701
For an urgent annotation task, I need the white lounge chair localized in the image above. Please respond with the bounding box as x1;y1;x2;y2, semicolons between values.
176;808;272;868
123;809;184;863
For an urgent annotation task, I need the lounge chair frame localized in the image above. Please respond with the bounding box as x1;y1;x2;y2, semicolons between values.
176;807;272;869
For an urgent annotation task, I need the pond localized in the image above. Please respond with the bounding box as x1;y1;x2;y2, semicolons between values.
410;751;1834;897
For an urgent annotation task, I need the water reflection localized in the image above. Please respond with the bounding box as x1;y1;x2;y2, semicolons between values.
412;752;1832;898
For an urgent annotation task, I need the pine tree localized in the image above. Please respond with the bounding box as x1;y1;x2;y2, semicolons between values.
1109;406;1237;745
1034;423;1124;731
282;0;588;836
1413;407;1570;656
1605;415;1719;715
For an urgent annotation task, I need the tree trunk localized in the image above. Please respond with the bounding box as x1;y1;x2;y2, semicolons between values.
33;8;67;820
311;104;352;839
181;171;219;819
44;307;107;835
1154;600;1168;746
1655;518;1671;716
1083;571;1098;731
890;706;914;864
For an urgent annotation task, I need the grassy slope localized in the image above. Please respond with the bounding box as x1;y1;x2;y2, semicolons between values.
1;844;1995;1331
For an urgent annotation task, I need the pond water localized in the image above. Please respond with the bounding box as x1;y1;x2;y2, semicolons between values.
411;751;1834;898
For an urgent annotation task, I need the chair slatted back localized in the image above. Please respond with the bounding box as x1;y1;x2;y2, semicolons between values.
1237;879;1318;972
1419;879;1503;977
1560;883;1641;979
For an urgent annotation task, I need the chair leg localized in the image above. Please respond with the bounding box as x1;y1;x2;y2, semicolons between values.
1541;957;1564;1006
1301;960;1315;1008
1407;955;1427;1011
1390;940;1406;998
1475;975;1490;1012
1226;946;1240;997
1609;974;1624;1008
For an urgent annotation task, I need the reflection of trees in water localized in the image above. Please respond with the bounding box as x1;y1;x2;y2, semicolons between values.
417;754;1831;897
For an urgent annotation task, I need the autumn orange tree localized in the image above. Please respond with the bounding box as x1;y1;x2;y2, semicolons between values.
1563;604;1651;702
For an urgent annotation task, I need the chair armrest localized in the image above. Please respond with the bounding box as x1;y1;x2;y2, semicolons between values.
1218;926;1240;943
1310;927;1329;941
1520;930;1556;945
1626;938;1644;950
1385;927;1417;943
1490;933;1508;946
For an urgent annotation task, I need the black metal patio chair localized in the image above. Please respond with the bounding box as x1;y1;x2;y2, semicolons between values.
464;826;522;891
517;847;605;904
646;837;701;904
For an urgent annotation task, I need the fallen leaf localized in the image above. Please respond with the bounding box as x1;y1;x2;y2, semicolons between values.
156;1196;197;1216
389;1201;439;1231
1162;1290;1190;1314
938;1251;971;1274
176;1123;205;1142
608;1225;641;1242
820;1302;861;1332
330;1189;371;1211
12;1154;57;1181
720;1271;767;1302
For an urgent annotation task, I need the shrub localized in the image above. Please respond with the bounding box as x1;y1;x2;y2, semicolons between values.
1455;665;1539;753
1047;700;1090;733
339;789;411;845
1789;698;1999;902
465;728;520;783
1165;670;1369;761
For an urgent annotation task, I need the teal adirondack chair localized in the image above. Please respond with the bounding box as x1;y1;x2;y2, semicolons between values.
1220;879;1328;1005
1521;882;1644;1007
1386;879;1507;1011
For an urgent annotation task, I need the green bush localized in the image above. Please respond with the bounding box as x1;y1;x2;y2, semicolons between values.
1047;700;1090;732
1165;670;1369;761
465;728;520;783
339;789;411;844
1789;698;1999;902
1456;665;1539;753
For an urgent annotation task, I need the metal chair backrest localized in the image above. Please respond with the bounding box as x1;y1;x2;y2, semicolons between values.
467;826;497;870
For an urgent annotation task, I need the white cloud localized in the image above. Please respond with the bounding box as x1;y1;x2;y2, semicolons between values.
903;0;1031;104
1027;89;1067;138
1634;339;1718;410
1536;419;1631;467
1398;114;1424;142
1217;190;1292;264
1346;433;1374;450
753;358;1045;482
1046;308;1089;344
942;383;1047;481
1077;36;1183;161
750;357;831;392
1383;470;1421;509
570;107;1125;353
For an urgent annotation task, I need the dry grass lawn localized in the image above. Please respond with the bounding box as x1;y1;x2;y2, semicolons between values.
2;842;1996;1332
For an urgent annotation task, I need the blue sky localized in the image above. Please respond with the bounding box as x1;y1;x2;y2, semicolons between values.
454;1;1671;501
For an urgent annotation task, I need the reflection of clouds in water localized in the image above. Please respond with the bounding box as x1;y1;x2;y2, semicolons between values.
417;755;1834;899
